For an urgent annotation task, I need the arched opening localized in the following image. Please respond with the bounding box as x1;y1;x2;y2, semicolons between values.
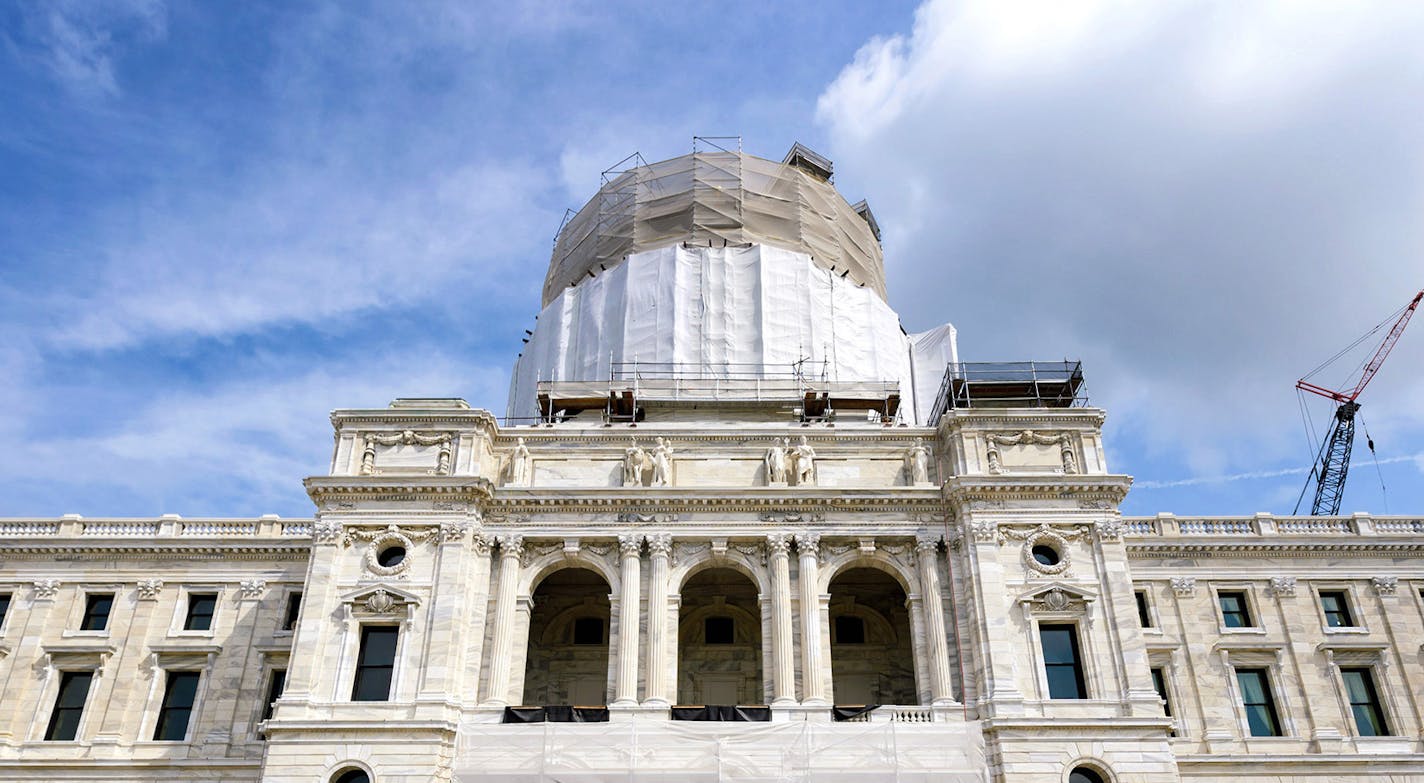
332;769;371;783
678;568;763;705
1068;767;1107;783
827;567;917;705
522;568;612;706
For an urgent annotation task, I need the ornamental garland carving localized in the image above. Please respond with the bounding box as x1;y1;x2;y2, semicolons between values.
759;511;825;526
1015;528;1072;576
361;526;427;578
619;512;679;526
520;541;565;567
671;541;710;566
364;588;397;614
983;430;1079;475
359;430;454;476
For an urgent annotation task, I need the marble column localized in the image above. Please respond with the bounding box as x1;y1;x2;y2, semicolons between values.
767;533;797;705
794;532;826;704
915;535;956;705
483;534;524;705
614;533;643;706
644;534;672;705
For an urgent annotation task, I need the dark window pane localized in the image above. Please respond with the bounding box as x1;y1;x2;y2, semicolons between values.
572;617;604;645
334;770;371;783
1320;591;1354;627
45;671;93;741
1219;592;1252;628
704;616;734;645
1068;769;1105;783
153;671;201;741
1236;668;1282;736
81;594;113;631
1039;624;1086;699
283;592;302;631
0;593;10;627
262;669;287;722
835;615;866;644
1135;591;1152;628
352;626;398;701
1150;667;1172;717
184;594;217;631
1341;668;1389;736
377;546;406;567
1031;545;1059;566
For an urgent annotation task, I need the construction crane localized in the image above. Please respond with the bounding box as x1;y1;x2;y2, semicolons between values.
1294;289;1423;516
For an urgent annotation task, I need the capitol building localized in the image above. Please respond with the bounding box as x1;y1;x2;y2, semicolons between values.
1;143;1422;782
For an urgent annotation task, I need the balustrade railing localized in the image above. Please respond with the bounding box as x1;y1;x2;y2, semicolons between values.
0;516;312;539
1121;514;1420;539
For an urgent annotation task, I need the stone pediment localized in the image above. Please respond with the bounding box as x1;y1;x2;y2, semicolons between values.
339;584;422;628
1016;582;1097;614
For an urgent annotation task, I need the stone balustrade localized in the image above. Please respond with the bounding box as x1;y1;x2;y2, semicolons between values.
0;514;311;538
1120;512;1424;538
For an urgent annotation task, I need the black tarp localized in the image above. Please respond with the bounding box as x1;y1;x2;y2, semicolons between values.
502;706;610;723
831;705;880;721
669;705;771;722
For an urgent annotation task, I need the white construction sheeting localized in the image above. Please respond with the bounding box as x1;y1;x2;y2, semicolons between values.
452;719;988;782
508;244;957;424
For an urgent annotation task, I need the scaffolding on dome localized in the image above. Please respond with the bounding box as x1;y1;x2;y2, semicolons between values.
928;361;1088;424
543;142;886;307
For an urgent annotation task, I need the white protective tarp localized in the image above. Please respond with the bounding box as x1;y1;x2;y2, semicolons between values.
452;719;988;782
508;245;957;424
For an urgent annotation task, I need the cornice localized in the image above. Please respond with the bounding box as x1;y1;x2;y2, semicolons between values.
305;476;495;504
943;475;1132;503
1127;540;1424;558
0;540;311;560
937;408;1107;430
485;487;945;515
488;428;938;446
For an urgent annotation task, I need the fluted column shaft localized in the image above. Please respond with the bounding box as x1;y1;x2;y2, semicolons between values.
767;533;796;705
614;534;643;705
916;535;956;704
644;534;672;705
795;533;826;704
484;534;524;705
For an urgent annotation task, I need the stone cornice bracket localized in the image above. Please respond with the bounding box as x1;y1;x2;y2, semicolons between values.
1268;576;1297;599
238;579;267;601
618;533;644;557
33;579;61;600
1371;576;1398;596
136;579;164;601
765;533;792;557
646;533;673;557
1094;519;1123;543
1170;576;1196;597
496;534;525;558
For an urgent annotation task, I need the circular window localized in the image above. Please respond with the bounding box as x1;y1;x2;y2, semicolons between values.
1031;544;1060;566
1068;767;1105;783
333;769;371;783
1022;530;1072;575
377;545;406;568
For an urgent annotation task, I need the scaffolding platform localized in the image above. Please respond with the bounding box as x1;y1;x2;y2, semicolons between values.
928;361;1087;423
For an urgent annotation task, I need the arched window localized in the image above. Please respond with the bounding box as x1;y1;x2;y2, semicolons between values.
1068;767;1105;783
333;768;371;783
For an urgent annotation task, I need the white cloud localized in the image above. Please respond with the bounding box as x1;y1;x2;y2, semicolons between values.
817;0;1424;482
20;0;166;96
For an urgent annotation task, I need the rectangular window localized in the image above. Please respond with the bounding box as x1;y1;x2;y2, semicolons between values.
1235;668;1282;736
835;615;866;644
184;594;217;631
1218;592;1252;628
0;592;10;627
81;594;114;631
351;626;398;701
572;617;604;645
262;669;286;722
45;671;93;741
282;592;302;631
1150;667;1172;717
1319;591;1355;628
1135;591;1153;628
1039;624;1087;699
1341;667;1389;736
704;616;734;645
153;671;201;741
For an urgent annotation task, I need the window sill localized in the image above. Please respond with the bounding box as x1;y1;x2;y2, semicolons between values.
1218;626;1267;635
61;630;110;640
1322;626;1370;635
167;630;217;639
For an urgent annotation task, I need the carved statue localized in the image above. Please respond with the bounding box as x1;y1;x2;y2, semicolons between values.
650;437;674;487
792;435;816;486
624;441;649;487
509;437;532;486
765;438;789;484
907;437;930;484
985;445;1003;475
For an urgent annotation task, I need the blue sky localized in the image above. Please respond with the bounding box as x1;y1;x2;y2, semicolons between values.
2;0;1422;519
